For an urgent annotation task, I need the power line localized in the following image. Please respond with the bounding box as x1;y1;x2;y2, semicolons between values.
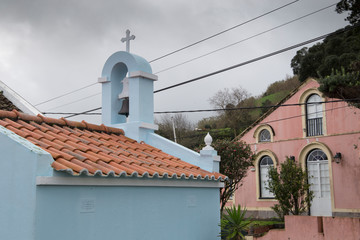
34;0;299;106
262;105;349;125
46;3;338;111
154;23;359;94
43;112;102;115
44;92;101;111
34;1;298;108
58;24;360;118
63;107;102;118
148;0;299;63
34;82;98;106
43;99;359;116
154;3;337;75
154;99;359;114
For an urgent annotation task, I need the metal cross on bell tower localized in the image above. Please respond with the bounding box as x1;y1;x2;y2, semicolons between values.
121;29;135;52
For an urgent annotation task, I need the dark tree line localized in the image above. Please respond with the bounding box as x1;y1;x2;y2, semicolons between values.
291;1;360;108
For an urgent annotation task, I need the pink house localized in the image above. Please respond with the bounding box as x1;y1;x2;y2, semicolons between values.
234;78;360;218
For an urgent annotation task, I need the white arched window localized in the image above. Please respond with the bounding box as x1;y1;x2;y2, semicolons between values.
259;156;275;198
307;148;331;216
306;94;323;136
259;129;271;142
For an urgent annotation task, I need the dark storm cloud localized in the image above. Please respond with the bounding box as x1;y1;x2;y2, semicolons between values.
0;0;349;123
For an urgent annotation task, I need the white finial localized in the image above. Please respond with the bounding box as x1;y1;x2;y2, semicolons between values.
121;29;135;52
203;132;214;150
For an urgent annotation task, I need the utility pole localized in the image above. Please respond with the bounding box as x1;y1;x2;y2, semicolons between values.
171;116;177;143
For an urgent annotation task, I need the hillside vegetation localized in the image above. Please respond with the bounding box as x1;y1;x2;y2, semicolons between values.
156;75;300;150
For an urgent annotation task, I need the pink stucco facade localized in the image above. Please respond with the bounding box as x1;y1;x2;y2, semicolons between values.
253;215;360;240
235;79;360;218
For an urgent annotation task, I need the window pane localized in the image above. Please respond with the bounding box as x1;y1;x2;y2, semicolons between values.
259;129;271;142
259;156;274;198
307;149;330;198
306;94;323;136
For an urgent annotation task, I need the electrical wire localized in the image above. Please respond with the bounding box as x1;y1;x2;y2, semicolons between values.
44;92;101;111
63;107;102;118
148;0;299;63
261;105;350;125
154;3;337;75
42;98;359;116
164;105;351;141
53;23;360;118
41;4;333;111
33;1;298;108
34;82;98;106
154;25;358;94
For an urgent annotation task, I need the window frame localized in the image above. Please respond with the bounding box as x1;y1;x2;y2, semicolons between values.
254;124;275;143
255;150;278;201
299;142;335;213
259;155;275;199
259;129;271;142
305;94;323;137
299;88;327;138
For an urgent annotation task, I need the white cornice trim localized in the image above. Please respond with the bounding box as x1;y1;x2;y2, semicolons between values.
140;122;159;130
129;71;158;81
36;176;224;188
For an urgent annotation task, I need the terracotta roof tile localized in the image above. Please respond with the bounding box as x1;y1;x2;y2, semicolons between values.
0;110;225;180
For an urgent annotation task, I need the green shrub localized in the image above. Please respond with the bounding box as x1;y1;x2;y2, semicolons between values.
220;205;251;240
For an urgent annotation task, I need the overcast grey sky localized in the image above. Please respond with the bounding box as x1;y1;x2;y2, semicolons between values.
0;0;348;124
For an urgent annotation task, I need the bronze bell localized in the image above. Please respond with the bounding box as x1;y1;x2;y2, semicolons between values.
118;97;129;117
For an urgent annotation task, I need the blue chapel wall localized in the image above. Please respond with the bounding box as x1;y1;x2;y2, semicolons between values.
0;126;53;240
35;183;220;240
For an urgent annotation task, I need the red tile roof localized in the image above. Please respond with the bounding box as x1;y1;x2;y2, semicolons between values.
0;110;225;180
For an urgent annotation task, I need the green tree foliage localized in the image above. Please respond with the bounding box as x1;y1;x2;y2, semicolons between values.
318;68;360;108
291;25;360;82
262;75;300;96
220;205;251;240
213;140;255;212
267;158;314;219
336;0;360;24
205;77;299;137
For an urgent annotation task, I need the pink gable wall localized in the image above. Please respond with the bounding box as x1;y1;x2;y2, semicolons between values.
235;79;360;217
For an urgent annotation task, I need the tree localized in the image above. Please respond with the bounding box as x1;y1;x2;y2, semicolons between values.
290;1;360;106
267;158;314;219
336;0;360;25
290;26;360;82
262;75;300;96
209;86;250;109
155;113;194;146
213;139;255;212
318;68;360;108
209;86;254;136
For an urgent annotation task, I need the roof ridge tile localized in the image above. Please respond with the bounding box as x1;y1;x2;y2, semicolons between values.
82;120;105;132
14;110;42;123
60;117;86;129
0;110;17;119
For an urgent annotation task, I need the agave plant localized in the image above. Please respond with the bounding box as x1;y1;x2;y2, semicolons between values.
220;205;251;240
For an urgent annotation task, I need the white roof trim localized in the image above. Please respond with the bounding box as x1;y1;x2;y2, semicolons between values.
129;71;158;81
36;176;224;188
0;80;41;115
